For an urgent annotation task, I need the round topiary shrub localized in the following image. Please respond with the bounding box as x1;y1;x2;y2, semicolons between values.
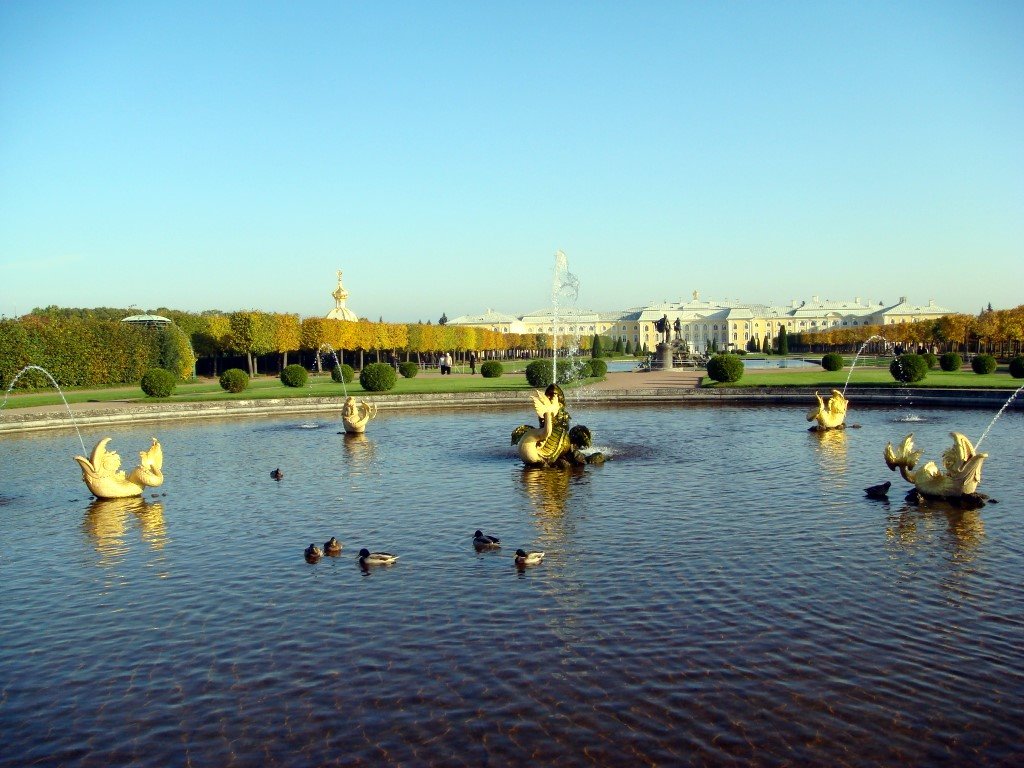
922;352;938;370
577;361;594;379
890;354;928;383
360;362;397;392
589;358;608;377
939;352;962;372
821;353;844;372
525;360;553;387
480;361;503;378
706;354;744;383
1009;356;1024;379
140;368;176;398
280;364;308;388
971;354;997;375
219;368;249;393
332;364;355;384
398;361;419;379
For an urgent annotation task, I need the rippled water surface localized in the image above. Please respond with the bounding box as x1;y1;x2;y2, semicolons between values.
1;403;1022;767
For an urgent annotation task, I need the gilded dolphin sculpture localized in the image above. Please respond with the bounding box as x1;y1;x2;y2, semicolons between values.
884;432;987;498
74;437;164;499
807;389;848;430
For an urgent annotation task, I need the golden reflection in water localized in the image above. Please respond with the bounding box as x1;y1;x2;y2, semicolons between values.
517;466;582;544
82;497;167;569
342;433;376;474
812;428;848;476
886;503;985;558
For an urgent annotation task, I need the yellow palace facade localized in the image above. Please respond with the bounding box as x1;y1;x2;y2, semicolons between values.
449;293;953;351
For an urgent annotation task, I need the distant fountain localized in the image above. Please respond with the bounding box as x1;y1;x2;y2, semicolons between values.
551;250;580;386
1;365;87;455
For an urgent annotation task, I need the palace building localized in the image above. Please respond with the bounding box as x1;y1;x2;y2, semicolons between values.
448;293;953;351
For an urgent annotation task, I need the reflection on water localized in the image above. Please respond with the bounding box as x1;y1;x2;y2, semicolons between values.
811;427;848;475
342;432;376;474
887;500;986;555
82;497;168;562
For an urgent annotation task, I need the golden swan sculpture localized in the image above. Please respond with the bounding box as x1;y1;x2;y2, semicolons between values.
342;396;377;434
884;432;988;498
806;389;848;430
74;437;164;499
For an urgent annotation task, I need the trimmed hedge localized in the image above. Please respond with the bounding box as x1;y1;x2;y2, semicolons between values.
707;354;744;383
922;352;938;370
398;361;419;379
589;358;608;377
332;364;355;384
971;354;997;375
890;354;928;383
1009;356;1024;379
140;368;176;398
939;352;962;372
821;353;844;372
360;362;397;392
525;360;553;387
480;361;503;378
280;364;308;388
219;368;249;393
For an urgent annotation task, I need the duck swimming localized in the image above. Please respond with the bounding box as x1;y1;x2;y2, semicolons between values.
271;468;283;481
473;530;500;549
514;549;544;566
358;548;398;566
304;543;322;562
324;537;343;556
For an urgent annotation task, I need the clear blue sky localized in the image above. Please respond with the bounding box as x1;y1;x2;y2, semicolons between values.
2;1;1021;321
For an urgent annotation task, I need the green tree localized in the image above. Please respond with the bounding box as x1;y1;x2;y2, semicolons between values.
229;311;275;376
778;326;789;355
591;334;603;358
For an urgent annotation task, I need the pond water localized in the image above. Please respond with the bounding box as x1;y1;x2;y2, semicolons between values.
1;402;1022;767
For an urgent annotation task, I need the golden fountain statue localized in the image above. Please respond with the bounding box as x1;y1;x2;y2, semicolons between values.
806;389;848;430
342;396;377;434
74;437;164;499
511;384;603;468
884;432;988;499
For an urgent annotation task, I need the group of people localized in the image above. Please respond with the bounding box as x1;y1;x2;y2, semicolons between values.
438;351;478;375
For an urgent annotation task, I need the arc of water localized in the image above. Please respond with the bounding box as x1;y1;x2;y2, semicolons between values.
317;343;347;396
842;334;893;396
974;383;1023;451
1;365;87;454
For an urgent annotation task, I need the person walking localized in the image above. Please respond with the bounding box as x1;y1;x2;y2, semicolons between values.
469;351;477;375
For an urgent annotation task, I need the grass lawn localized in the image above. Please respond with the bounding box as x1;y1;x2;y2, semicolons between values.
702;364;1023;389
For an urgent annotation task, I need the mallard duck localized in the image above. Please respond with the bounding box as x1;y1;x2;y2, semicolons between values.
473;530;500;548
304;543;322;562
514;549;544;565
271;468;284;481
324;537;343;556
358;548;398;566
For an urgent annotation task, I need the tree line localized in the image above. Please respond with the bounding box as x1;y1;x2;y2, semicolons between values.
1;306;600;389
